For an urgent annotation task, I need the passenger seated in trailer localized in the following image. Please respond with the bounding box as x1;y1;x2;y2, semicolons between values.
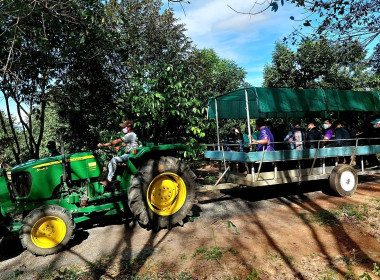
334;120;351;147
223;127;246;173
224;127;244;152
351;116;379;168
284;119;306;150
306;119;322;149
322;118;334;147
365;118;380;168
334;120;352;164
271;123;288;151
249;118;275;151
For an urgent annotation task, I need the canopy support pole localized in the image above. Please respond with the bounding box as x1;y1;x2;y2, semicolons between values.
255;148;266;182
215;99;227;170
350;138;359;166
215;166;230;186
244;88;252;151
309;141;321;175
215;99;220;151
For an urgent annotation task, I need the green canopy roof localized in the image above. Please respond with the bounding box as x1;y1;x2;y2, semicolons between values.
207;87;380;119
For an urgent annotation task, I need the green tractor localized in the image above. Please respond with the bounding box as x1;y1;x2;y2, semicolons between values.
0;143;197;256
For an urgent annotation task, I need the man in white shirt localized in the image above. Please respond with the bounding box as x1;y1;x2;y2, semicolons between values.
97;120;139;187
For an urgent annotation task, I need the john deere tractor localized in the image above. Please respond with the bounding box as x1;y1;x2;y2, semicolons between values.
0;143;196;256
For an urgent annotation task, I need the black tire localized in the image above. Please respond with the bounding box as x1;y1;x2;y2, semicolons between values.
329;164;358;197
128;156;197;230
20;205;75;256
0;211;5;246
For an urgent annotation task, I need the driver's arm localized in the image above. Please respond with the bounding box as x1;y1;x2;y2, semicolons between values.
97;139;122;148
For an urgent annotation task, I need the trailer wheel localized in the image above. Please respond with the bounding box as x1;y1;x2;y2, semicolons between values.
329;164;358;197
20;205;75;256
128;156;197;230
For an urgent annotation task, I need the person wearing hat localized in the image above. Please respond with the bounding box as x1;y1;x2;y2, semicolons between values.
370;118;380;147
371;119;380;129
47;141;60;157
97;120;139;187
306;119;322;149
360;118;380;168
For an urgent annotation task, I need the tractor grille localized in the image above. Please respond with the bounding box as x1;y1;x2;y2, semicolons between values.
11;172;32;197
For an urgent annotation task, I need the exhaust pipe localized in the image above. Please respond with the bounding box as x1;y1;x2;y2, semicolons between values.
59;131;67;183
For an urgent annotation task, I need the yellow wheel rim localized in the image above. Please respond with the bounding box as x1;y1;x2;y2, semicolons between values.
31;216;67;249
147;172;187;216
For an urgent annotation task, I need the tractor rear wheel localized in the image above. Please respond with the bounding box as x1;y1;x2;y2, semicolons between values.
329;164;358;197
128;156;197;230
0;209;5;245
20;205;75;256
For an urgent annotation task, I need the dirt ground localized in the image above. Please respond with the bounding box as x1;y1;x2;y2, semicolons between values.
0;168;379;279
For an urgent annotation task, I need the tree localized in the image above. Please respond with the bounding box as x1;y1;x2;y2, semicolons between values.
0;0;71;161
370;44;380;75
263;39;377;90
100;2;246;147
1;0;247;163
229;0;380;46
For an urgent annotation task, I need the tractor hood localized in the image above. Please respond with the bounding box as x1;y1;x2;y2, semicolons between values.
11;151;103;201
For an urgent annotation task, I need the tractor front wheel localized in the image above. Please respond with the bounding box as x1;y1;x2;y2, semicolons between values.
128;156;197;230
20;205;75;256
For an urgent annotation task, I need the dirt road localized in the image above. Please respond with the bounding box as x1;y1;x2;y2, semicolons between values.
0;175;379;279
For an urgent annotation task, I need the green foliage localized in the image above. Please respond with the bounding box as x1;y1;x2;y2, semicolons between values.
193;246;227;265
305;203;370;226
370;44;380;75
372;263;380;276
242;0;379;46
1;0;247;162
312;210;338;226
263;39;378;90
246;269;260;280
227;220;240;235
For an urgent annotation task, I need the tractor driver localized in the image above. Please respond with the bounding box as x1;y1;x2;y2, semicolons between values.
97;120;139;187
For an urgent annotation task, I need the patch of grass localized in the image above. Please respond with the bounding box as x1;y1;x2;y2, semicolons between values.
193;246;227;265
303;203;372;226
177;271;194;280
319;269;338;280
268;251;294;266
372;263;380;276
246;269;260;280
188;216;198;222
336;204;368;220
87;256;111;277
38;266;88;280
180;253;187;260
202;175;217;185
227;220;240;235
313;210;338;226
344;265;354;279
228;248;237;256
141;270;193;280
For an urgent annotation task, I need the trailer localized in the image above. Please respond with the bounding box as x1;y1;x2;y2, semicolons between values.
201;87;380;196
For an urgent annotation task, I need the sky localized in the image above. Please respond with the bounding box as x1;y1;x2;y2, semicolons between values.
164;0;305;86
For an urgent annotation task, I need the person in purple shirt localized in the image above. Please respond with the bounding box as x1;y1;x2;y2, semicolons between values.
322;118;334;147
250;118;275;151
